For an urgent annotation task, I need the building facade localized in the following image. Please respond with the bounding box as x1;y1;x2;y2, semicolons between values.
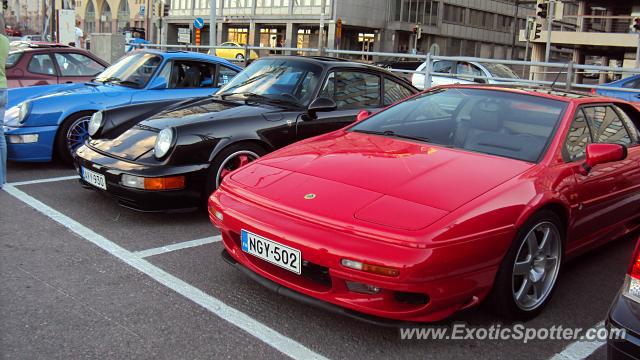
163;0;535;59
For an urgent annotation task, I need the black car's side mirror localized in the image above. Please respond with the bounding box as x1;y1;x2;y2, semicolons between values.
307;97;337;119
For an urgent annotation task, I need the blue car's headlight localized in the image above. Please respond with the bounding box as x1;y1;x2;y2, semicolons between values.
18;101;30;123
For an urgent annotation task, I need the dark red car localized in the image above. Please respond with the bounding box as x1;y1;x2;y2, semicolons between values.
210;85;640;323
7;43;108;87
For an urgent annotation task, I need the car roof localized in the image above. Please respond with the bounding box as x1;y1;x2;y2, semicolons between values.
431;84;623;103
138;49;239;68
257;55;412;78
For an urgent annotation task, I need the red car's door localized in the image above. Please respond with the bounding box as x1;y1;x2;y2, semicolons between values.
52;52;107;84
567;104;640;247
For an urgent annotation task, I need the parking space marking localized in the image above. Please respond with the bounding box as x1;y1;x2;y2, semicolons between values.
133;235;222;258
548;321;605;360
3;184;329;360
9;175;79;187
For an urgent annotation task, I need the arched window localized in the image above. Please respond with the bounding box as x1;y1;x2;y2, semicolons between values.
117;0;130;32
101;1;112;33
85;0;96;34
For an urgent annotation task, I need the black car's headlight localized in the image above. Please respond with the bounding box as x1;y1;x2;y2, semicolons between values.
18;101;30;123
88;111;104;137
154;127;175;159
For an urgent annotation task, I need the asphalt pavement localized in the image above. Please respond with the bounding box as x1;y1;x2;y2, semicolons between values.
1;161;634;359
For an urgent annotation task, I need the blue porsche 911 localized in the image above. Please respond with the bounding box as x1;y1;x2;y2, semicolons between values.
3;50;242;163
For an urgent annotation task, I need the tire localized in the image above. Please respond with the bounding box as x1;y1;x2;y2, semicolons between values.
203;142;267;204
235;53;245;61
55;111;95;165
488;210;564;321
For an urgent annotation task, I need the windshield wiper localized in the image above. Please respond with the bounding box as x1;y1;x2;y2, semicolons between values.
352;129;432;143
222;92;301;109
97;76;140;88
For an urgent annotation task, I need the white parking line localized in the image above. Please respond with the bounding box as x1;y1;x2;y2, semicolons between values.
9;175;79;187
133;235;222;258
3;183;329;360
548;321;605;360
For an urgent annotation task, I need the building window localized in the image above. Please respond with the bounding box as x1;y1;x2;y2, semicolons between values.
497;14;513;32
227;27;249;44
443;4;464;24
392;0;438;26
255;0;290;15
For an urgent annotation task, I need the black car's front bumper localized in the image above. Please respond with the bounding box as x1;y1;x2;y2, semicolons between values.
75;145;210;212
607;289;640;360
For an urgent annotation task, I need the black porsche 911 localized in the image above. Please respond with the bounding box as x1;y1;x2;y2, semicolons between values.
75;56;418;212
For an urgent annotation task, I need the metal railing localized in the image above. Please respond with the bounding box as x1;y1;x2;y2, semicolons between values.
133;43;640;96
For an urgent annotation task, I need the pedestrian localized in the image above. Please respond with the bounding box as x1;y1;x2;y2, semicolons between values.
126;31;149;53
74;20;84;48
0;16;8;189
275;35;283;55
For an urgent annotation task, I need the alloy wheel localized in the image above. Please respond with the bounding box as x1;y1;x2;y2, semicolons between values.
511;221;562;311
66;115;92;158
215;150;259;188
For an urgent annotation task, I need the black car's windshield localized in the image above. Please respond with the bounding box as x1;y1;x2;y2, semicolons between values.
217;58;323;107
350;88;567;162
94;52;161;88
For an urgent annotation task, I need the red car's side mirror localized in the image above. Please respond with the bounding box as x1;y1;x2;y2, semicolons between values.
356;109;371;122
581;143;627;174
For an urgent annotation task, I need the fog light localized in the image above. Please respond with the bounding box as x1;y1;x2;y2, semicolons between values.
214;211;224;221
121;174;185;190
341;258;400;277
7;134;38;143
345;281;381;294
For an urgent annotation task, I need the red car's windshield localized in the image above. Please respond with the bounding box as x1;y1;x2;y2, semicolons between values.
350;88;567;163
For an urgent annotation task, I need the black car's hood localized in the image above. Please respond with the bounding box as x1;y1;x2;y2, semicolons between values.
89;97;286;161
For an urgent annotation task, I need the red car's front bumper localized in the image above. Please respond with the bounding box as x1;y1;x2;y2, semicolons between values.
209;188;508;323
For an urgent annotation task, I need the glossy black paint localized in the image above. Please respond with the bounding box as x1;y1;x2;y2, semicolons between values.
607;290;640;360
75;56;419;212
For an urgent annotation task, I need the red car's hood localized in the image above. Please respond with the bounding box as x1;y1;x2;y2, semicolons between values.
229;131;533;232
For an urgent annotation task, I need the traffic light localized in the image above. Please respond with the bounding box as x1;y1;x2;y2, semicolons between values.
532;22;542;40
634;17;640;31
536;1;548;19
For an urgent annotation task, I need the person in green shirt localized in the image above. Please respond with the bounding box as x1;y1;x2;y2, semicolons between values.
0;16;8;188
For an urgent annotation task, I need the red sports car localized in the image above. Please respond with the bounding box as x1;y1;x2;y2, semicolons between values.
209;85;640;323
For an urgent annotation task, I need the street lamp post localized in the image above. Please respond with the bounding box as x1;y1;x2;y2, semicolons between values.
210;0;216;47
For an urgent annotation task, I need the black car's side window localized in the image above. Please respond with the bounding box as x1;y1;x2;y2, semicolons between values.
383;78;414;106
583;105;632;146
216;65;239;88
28;54;56;75
563;108;592;162
319;71;381;109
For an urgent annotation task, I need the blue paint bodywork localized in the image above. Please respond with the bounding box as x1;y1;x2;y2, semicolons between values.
594;75;640;103
3;50;241;162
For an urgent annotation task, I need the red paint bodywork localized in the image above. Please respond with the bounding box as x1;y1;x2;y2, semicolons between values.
209;86;640;322
7;45;109;88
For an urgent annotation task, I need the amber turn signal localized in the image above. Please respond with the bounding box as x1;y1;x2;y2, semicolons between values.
144;176;186;190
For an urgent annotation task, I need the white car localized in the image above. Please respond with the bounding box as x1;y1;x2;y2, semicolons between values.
412;60;520;90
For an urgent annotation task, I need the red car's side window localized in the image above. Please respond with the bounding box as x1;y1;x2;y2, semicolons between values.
583;105;632;146
27;54;56;76
563;108;592;162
